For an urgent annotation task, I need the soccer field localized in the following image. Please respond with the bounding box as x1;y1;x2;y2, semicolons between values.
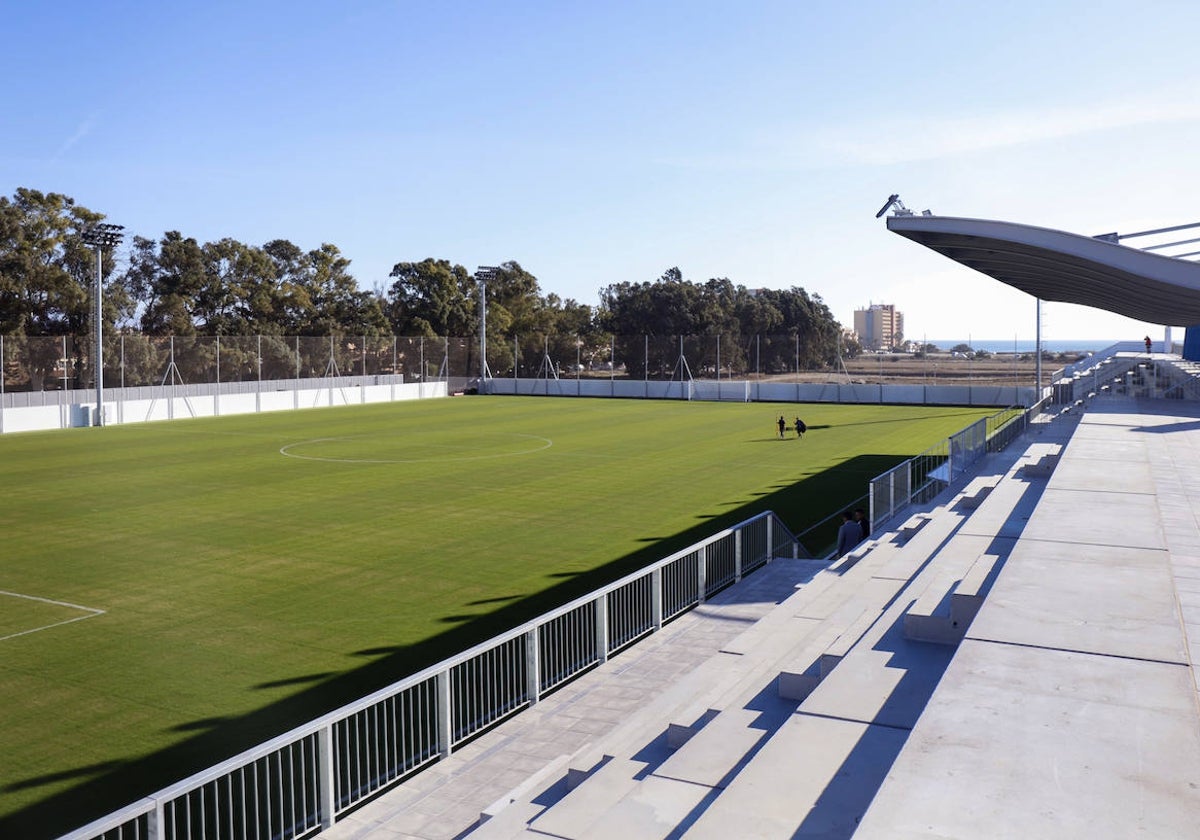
0;395;993;836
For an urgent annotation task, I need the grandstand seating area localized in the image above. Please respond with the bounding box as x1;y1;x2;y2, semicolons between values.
323;393;1200;840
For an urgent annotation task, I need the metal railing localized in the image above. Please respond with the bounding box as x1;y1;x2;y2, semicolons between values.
862;401;1047;540
63;511;796;840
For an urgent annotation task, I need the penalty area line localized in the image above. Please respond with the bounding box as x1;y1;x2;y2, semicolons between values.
0;589;106;643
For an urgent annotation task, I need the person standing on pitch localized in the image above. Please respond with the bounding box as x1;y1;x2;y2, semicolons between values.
837;511;862;557
777;415;787;439
794;417;807;439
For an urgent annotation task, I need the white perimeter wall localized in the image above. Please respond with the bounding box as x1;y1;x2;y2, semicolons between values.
1;375;1030;435
487;378;1033;407
0;380;447;434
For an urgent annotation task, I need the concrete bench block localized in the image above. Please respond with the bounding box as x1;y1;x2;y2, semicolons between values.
665;708;718;750
903;588;959;646
468;800;543;838
566;749;609;791
779;620;857;701
1023;453;1060;477
904;553;1005;645
959;483;995;510
479;753;573;823
949;553;1003;628
898;513;932;542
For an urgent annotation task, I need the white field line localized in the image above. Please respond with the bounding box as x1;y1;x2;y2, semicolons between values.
279;433;553;464
0;589;106;642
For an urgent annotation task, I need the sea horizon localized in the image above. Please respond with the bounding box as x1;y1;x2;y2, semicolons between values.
926;339;1118;353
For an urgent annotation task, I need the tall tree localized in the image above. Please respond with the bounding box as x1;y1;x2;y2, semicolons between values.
386;258;476;337
122;231;206;335
0;188;112;387
299;243;387;335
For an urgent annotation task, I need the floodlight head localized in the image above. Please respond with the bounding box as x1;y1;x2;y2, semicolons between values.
82;222;125;248
475;265;499;283
875;194;900;218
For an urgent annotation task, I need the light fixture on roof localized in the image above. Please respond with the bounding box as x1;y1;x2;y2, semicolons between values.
875;194;916;218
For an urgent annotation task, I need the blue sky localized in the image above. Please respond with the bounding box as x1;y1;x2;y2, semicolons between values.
6;0;1200;342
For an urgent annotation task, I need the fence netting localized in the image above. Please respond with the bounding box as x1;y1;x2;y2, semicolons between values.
1;334;1052;392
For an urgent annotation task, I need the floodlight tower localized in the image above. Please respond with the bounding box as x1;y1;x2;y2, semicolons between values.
476;266;499;383
81;223;124;426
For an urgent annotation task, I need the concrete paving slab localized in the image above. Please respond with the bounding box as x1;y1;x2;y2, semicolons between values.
579;775;710;840
1019;487;1165;549
1061;436;1148;462
1047;453;1155;491
854;639;1200;840
966;540;1186;663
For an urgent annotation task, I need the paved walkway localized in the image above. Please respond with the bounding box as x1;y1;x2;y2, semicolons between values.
323;556;831;840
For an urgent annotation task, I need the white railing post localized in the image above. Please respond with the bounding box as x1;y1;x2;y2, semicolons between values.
734;529;743;582
150;800;164;840
437;671;452;758
525;629;540;706
766;516;774;563
318;724;336;829
651;568;663;631
595;595;609;663
698;545;707;603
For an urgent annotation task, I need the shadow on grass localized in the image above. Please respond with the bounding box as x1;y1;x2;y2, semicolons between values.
254;672;338;690
0;453;903;840
1;762;127;795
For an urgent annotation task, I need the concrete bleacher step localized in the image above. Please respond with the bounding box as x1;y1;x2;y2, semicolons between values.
561;560;837;784
576;774;710;840
871;504;965;582
530;756;645;838
658;707;768;790
779;574;908;700
826;530;900;572
680;713;909;839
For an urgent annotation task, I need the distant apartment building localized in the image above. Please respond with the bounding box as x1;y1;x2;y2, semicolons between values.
853;303;904;351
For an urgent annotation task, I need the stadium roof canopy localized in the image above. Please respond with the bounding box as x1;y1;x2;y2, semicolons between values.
886;214;1200;326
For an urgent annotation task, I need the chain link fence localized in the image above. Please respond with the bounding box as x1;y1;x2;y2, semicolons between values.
1;333;1054;396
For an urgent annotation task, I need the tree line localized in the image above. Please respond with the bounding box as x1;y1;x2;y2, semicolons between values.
1;187;844;384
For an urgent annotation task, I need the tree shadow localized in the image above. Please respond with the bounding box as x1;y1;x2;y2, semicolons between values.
0;453;905;840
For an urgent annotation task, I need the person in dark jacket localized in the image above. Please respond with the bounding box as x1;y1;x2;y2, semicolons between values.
854;508;870;540
837;511;862;557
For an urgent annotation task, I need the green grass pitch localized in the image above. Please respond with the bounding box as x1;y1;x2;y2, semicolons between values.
0;395;993;836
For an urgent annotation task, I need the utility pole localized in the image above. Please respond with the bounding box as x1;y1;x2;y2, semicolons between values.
81;223;124;426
